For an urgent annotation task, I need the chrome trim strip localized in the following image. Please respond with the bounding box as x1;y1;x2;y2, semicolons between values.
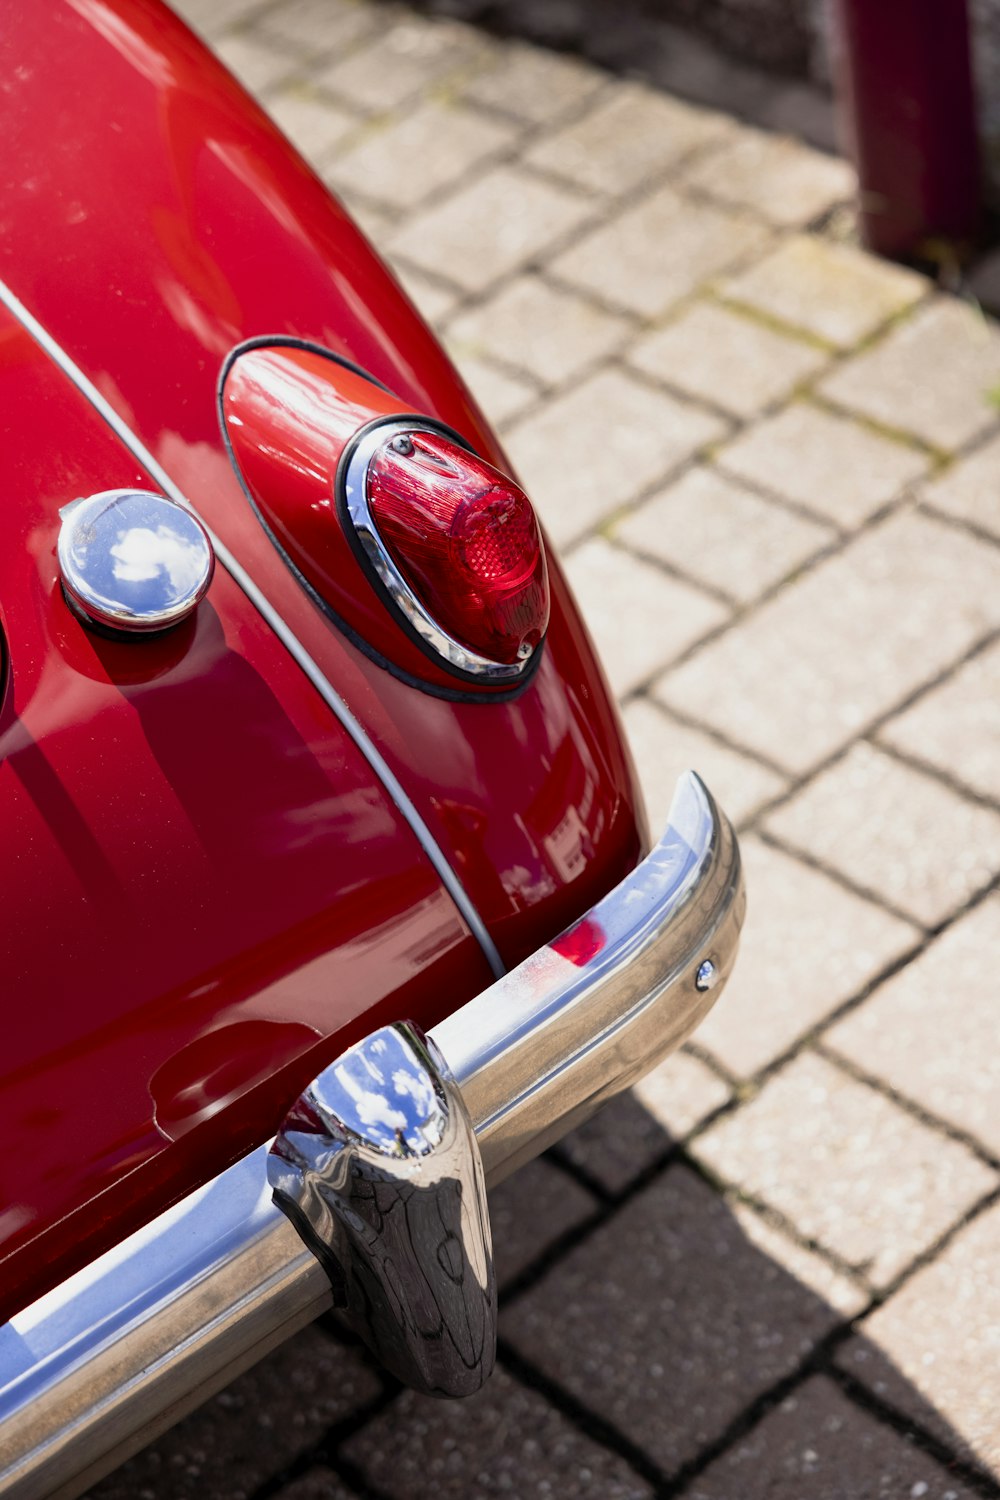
0;278;504;981
343;423;532;683
0;773;743;1500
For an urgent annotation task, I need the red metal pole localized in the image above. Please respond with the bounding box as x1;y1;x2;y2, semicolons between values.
832;0;982;260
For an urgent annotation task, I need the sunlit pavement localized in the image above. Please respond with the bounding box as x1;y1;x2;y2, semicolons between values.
92;3;1000;1495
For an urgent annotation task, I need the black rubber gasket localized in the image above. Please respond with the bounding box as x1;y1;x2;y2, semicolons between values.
217;335;543;704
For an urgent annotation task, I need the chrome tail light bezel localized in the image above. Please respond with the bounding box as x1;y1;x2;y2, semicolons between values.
338;416;546;687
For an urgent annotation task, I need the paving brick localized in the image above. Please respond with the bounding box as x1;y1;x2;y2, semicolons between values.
632;1049;732;1139
488;1155;596;1287
448;275;631;386
84;1325;382;1500
837;1201;1000;1475
327;101;517;212
766;742;1000;927
316;16;496;114
564;539;727;695
694;1052;997;1287
504;367;725;549
827;897;1000;1157
525;83;732;197
621;698;786;835
717;401;928;527
502;1164;851;1475
215;33;297;93
683;129;855;227
389;165;592;294
687;1375;978;1500
391;263;460;326
557;1051;730;1191
447;349;538;426
627;301;829;419
551;184;771;319
172;0;267;40
655;510;1000;776
462;38;604;125
723;233;928;349
266;90;358;166
615;464;834;604
343;1366;653;1499
880;639;1000;804
921;429;1000;540
693;837;918;1078
253;0;381;55
731;1205;867;1319
820;298;1000;451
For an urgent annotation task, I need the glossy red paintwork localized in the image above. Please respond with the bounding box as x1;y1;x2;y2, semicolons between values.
0;305;493;1320
0;0;646;972
0;0;647;1305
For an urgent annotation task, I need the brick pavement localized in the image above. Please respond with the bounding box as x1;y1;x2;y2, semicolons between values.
91;1;1000;1495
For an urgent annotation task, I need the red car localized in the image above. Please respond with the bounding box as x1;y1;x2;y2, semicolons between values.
0;1;744;1492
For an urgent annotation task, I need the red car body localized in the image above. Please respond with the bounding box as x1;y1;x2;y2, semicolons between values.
0;2;743;1491
0;0;643;1329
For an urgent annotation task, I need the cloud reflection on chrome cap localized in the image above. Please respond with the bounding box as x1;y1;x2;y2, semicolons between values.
58;488;214;635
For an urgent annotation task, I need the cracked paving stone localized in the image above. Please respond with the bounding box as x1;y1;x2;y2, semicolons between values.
502;1164;854;1476
880;638;1000;804
253;0;381;55
621;698;787;834
82;1325;382;1500
765;741;1000;928
717;401;929;528
837;1199;1000;1477
819;297;1000;451
827;896;1000;1157
342;1366;653;1499
627;301;830;420
504;366;725;549
693;836;917;1079
722;233;927;349
655;509;1000;776
694;1051;997;1288
687;1375;978;1499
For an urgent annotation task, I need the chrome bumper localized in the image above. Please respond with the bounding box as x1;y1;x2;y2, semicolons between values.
0;772;743;1500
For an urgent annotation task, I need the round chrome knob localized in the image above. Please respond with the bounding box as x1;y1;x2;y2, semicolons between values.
58;489;215;636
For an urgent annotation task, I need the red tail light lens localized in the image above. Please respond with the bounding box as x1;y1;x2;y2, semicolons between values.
355;428;549;678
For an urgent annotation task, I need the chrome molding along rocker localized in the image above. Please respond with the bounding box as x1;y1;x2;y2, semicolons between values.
0;772;744;1500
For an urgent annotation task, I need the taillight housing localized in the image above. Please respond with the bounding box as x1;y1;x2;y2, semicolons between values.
341;423;549;684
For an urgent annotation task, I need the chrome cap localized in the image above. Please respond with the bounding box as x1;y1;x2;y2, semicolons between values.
58;489;214;635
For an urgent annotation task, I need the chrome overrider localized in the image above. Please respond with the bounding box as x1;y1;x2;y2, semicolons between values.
268;1023;496;1398
0;772;744;1500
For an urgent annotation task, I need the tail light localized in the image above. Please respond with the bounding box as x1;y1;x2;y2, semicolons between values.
220;342;549;695
343;424;548;681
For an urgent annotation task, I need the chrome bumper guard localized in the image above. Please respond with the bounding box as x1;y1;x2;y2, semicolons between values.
0;772;744;1500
